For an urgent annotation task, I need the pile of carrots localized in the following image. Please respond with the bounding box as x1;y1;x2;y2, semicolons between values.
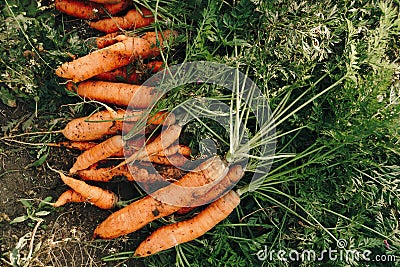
51;0;244;257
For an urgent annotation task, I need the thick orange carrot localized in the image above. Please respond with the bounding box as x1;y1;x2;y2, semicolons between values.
134;190;240;257
93;156;227;239
66;80;160;108
56;30;176;82
118;124;182;168
89;8;154;33
55;0;130;20
61;109;126;141
58;172;118;209
51;189;87;207
70;135;124;173
62;109;174;141
93;61;164;83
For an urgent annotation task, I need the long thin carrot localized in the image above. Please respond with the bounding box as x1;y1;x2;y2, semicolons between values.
94;32;123;49
113;142;189;159
55;0;130;20
176;164;244;215
93;61;164;83
117;124;182;168
51;189;87;207
47;140;98;150
134;190;240;257
154;144;191;157
93;156;228;239
89;8;155;33
77;161;182;185
146;154;188;167
57;171;118;209
70;135;124;174
66;80;160;108
55;30;176;82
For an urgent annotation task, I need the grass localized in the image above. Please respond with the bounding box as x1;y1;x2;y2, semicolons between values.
1;0;399;266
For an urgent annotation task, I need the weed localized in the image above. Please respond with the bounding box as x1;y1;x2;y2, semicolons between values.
10;197;53;228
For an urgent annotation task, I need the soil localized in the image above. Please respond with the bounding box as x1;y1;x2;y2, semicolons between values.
0;102;145;267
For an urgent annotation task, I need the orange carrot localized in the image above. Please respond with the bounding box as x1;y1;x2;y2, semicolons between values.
61;109;126;141
55;0;130;20
146;154;188;167
77;162;135;182
77;161;182;184
117;124;182;168
113;140;188;159
134;190;240;257
141;110;175;126
93;61;164;83
89;8;155;33
61;109;174;141
51;189;87;207
112;136;145;157
55;30;176;82
94;32;122;49
176;164;244;215
89;0;122;3
93;156;228;239
144;61;164;73
57;172;118;209
178;145;192;157
70;135;123;173
154;144;191;157
66;80;160;108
